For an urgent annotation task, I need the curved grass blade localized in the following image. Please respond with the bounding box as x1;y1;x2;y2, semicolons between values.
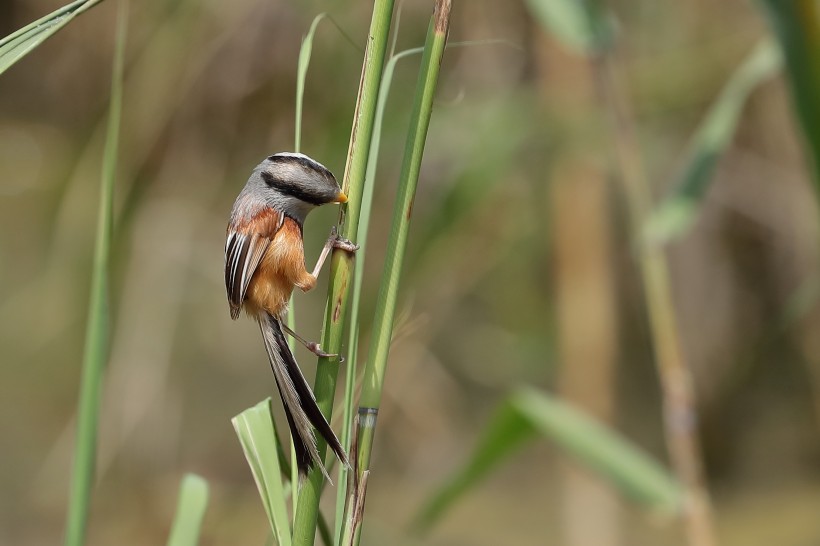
413;394;533;533
232;399;293;546
295;13;327;154
0;0;106;76
523;0;614;56
166;474;209;546
63;2;126;544
415;387;682;532
645;39;781;244
758;0;820;185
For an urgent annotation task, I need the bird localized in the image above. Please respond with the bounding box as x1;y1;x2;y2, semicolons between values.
224;152;356;479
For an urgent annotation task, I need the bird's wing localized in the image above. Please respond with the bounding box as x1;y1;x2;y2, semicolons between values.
224;208;284;319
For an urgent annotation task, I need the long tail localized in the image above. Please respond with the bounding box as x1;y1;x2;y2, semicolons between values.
258;312;349;479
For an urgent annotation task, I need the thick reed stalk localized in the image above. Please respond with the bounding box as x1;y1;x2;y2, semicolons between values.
348;3;452;544
592;50;716;546
291;1;396;544
333;43;426;543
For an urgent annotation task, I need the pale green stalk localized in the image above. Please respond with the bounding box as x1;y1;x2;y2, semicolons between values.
593;47;716;546
291;0;396;544
64;2;127;544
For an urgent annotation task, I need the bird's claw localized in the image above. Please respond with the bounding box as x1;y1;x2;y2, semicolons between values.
327;227;358;253
332;236;359;253
307;342;338;359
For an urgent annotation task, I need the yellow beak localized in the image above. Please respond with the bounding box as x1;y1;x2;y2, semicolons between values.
335;191;348;204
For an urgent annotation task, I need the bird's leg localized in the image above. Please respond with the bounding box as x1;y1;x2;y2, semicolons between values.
280;322;339;359
290;228;358;360
310;226;359;279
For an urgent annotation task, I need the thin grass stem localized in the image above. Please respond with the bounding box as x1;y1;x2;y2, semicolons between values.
288;11;327;512
592;45;717;546
63;2;127;544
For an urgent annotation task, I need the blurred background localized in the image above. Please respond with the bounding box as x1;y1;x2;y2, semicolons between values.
1;0;820;544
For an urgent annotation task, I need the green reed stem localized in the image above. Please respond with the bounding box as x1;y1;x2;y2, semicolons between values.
349;3;451;544
332;42;426;543
291;1;396;544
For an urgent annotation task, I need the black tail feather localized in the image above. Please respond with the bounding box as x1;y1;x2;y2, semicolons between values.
281;400;313;476
260;312;349;477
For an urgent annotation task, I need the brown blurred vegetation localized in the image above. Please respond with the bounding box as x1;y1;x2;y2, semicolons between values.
1;0;819;545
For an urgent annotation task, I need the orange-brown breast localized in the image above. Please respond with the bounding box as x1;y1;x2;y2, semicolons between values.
244;216;307;319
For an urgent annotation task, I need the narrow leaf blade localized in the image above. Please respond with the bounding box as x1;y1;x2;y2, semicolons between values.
416;388;682;533
523;0;615;55
758;0;820;185
294;13;327;153
0;0;105;76
511;387;682;511
414;399;536;531
645;39;781;244
166;474;209;546
232;399;292;546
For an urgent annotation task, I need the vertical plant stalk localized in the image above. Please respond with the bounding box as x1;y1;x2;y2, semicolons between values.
592;52;716;546
63;1;127;545
352;2;451;542
291;0;396;544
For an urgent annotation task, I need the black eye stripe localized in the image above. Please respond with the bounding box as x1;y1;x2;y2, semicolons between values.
260;171;326;206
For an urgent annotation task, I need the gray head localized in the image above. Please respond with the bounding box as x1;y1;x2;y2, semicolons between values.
235;152;346;225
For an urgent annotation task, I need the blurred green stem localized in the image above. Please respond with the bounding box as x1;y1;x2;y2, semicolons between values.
592;47;716;546
290;0;396;544
350;3;452;544
758;0;820;184
63;1;127;545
